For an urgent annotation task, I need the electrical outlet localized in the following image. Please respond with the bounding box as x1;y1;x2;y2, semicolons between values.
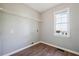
31;42;34;44
57;48;64;52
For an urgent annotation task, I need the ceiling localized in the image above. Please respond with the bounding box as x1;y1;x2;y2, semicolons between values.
26;3;59;13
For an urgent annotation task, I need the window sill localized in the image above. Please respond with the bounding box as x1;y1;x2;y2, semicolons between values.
54;34;70;38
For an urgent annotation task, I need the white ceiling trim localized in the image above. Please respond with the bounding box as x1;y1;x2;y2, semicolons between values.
25;3;59;13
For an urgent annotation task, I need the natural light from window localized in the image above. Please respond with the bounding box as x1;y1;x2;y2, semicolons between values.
54;8;70;37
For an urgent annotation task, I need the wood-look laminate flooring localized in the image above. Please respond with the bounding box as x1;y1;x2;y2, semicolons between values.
11;43;78;56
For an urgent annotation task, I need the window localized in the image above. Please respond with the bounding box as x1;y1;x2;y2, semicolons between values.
54;8;70;37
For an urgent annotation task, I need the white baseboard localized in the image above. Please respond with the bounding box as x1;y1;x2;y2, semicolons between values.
3;41;41;56
3;41;79;56
40;41;79;55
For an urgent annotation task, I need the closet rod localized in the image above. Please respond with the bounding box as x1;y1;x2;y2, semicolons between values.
0;8;41;22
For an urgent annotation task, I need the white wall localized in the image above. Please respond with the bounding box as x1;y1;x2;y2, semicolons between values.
0;3;40;55
0;11;3;55
40;3;79;52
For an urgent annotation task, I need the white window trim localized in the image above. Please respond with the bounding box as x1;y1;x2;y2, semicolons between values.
54;8;70;38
